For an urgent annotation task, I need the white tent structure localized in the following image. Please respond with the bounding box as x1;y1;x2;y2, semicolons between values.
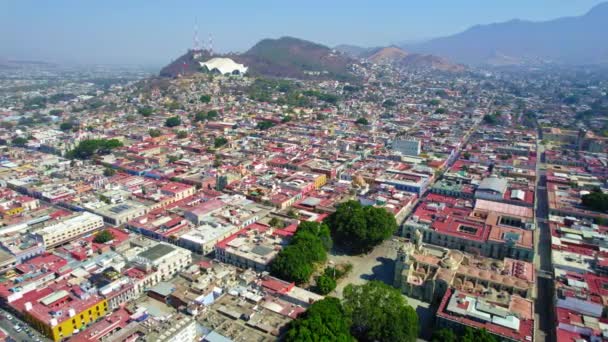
199;58;248;75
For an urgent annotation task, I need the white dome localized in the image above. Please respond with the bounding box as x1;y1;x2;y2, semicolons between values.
200;58;248;75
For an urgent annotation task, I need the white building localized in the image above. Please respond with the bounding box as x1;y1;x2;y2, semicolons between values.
133;242;192;291
200;57;248;75
35;212;104;248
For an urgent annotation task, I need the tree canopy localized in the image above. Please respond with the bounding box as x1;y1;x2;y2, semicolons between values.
343;281;418;342
149;128;162;138
483;112;502;125
431;328;458;342
355;117;369;125
314;274;337;295
59;122;74;131
103;168;116;177
382;99;397;108
325;200;397;254
285;297;354;342
256;120;276;130
68;139;123;159
194;110;219;123
93;229;115;244
460;328;498;342
165;116;181;127
200;94;211;103
270;221;332;284
138;106;154;117
286;283;420;342
214;137;228;148
431;327;497;342
581;187;608;213
12;136;29;146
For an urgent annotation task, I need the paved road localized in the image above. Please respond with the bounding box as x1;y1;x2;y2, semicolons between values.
0;309;47;342
533;140;556;342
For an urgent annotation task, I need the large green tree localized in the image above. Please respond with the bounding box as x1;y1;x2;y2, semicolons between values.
325;201;397;254
297;221;333;251
270;221;332;284
138;106;154;117
314;274;337;295
165;116;181;127
581;188;608;213
93;229;115;243
285;297;354;342
432;328;498;342
199;94;211;103
460;327;498;342
68;139;123;159
431;329;458;342
269;247;313;284
342;281;418;342
12;137;28;146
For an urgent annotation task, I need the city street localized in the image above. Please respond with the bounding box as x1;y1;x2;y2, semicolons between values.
534;139;556;342
0;308;48;342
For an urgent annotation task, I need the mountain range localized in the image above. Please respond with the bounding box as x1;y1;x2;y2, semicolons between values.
403;2;608;66
161;2;608;79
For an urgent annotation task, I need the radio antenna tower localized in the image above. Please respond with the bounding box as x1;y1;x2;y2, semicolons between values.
193;18;201;51
208;33;214;56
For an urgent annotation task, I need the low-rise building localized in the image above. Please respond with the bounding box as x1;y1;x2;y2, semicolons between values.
34;212;104;248
132;242;192;290
9;280;109;341
215;222;295;271
436;288;535;342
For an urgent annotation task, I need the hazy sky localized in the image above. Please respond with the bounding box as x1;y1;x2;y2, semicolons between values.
1;0;606;66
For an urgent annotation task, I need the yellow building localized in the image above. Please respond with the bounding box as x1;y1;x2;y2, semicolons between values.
1;206;24;217
313;173;327;189
12;287;108;341
26;298;108;341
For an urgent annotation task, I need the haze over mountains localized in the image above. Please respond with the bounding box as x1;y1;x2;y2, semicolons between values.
336;45;465;72
161;36;465;80
403;2;608;66
160;2;608;78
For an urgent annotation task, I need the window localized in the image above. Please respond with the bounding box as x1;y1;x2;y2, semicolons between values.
458;225;478;235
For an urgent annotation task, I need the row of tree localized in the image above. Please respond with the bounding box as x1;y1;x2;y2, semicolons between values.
286;281;419;342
